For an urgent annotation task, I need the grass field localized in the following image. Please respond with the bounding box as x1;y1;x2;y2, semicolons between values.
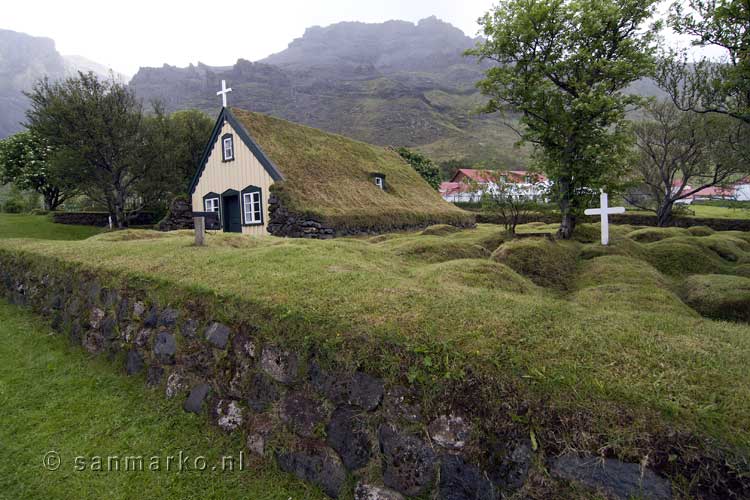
689;204;750;220
2;223;748;460
0;214;102;240
0;300;327;500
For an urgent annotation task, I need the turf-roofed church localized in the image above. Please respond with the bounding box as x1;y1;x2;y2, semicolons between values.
189;104;473;238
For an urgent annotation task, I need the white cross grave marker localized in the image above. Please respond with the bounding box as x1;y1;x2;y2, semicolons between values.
216;80;232;108
584;191;625;246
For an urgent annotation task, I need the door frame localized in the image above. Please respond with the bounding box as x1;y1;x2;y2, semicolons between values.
220;189;242;233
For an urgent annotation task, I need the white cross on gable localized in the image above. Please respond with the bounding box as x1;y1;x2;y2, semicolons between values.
216;80;232;108
584;191;625;246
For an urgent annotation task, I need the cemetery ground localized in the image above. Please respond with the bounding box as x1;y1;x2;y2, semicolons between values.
0;221;749;497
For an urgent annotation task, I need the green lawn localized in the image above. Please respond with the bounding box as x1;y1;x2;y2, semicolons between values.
0;214;102;240
689;204;750;220
0;300;327;500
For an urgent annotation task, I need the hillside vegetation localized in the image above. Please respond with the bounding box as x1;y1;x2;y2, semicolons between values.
1;223;749;496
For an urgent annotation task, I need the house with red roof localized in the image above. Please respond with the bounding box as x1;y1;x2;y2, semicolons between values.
439;169;549;203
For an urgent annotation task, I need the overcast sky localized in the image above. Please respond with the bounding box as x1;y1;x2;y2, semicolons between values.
4;0;722;78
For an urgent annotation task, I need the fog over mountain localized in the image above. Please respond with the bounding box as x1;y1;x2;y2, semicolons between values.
0;29;124;138
2;18;663;166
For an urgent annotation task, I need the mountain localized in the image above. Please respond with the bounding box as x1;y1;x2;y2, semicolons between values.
0;29;122;139
0;29;67;138
130;17;529;167
63;55;128;82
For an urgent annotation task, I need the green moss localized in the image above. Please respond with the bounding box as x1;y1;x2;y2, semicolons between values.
571;223;601;243
420;224;462;236
627;227;691;243
681;274;750;322
491;238;580;289
697;234;750;263
687;226;715;237
643;239;726;276
579;237;646;260
387;238;490;263
416;259;538;294
575;255;668;290
230;108;474;230
737;264;750;278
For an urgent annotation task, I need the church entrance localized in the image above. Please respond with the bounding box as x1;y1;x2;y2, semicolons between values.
222;194;242;233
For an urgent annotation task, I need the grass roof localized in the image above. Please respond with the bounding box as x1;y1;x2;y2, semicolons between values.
230;108;473;229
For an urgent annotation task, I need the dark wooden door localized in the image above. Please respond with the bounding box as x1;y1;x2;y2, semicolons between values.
222;195;242;233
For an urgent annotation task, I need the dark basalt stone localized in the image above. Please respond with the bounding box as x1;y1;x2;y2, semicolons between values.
147;365;164;386
181;319;199;339
378;424;437;496
183;383;211;414
382;385;422;423
83;331;105;354
280;391;327;439
143;306;159;328
310;362;384;410
276;441;346;498
439;455;497;500
100;315;118;340
261;346;299;384
125;350;144;375
153;331;177;364
205;322;231;349
247;373;282;412
550;454;672;500
158;308;179;327
326;405;372;471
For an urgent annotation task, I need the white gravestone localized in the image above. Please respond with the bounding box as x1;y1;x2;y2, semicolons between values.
584;191;625;246
216;80;232;108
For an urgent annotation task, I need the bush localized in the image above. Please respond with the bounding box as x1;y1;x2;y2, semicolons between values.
627;227;690;243
681;274;750;322
491;237;579;289
2;198;25;214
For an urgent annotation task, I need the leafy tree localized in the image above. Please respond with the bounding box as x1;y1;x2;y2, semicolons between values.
468;0;660;238
626;100;748;226
480;177;542;234
170;110;214;189
0;131;77;210
658;0;750;124
25;72;148;228
396;147;441;189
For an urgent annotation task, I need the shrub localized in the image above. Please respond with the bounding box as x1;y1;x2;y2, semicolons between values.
627;227;690;243
420;224;461;236
687;226;715;237
417;259;538;294
2;198;25;214
491;237;579;289
681;274;750;322
643;239;725;276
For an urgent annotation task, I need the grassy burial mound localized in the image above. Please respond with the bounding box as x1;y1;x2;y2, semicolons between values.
0;224;749;498
231;108;474;232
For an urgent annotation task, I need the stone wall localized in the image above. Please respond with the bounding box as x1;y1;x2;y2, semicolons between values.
52;211;158;227
3;250;745;499
156;197;195;232
267;194;476;239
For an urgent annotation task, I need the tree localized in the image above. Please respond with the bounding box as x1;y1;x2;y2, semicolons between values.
170;110;214;189
480;176;542;234
658;0;750;124
395;147;441;189
468;0;660;238
626;100;748;225
0;131;77;211
24;72;148;228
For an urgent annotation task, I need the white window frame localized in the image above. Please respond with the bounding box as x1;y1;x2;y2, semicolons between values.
243;191;262;224
204;198;219;213
222;136;234;161
375;177;384;189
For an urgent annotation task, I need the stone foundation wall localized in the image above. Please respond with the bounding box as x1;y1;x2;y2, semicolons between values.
156;197;195;232
267;194;476;239
4;250;741;499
